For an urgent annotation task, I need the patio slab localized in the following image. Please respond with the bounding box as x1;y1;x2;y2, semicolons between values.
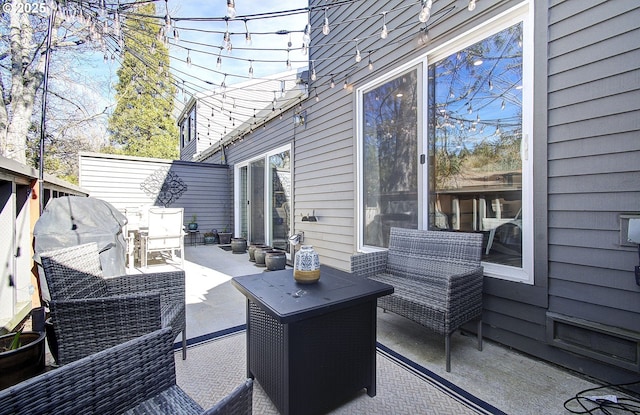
142;245;612;414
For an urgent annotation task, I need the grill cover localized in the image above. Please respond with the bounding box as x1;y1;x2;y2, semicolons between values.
34;196;128;279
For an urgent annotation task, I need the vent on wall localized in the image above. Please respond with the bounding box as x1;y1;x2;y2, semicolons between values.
546;312;640;372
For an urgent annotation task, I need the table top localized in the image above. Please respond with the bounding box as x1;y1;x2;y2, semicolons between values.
231;265;393;324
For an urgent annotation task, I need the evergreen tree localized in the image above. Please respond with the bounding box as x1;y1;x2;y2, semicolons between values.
108;3;178;159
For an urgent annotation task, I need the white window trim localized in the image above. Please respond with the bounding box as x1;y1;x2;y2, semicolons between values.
356;2;534;284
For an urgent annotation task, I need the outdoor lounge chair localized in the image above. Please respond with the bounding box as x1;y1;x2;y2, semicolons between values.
141;207;186;268
0;328;253;415
36;242;187;365
350;227;484;372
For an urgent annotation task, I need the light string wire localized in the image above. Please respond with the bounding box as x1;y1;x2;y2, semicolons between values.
52;0;457;146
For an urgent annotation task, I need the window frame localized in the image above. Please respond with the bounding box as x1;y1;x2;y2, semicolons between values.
356;2;533;283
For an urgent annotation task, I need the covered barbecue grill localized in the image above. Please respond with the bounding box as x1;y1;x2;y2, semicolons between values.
34;196;128;300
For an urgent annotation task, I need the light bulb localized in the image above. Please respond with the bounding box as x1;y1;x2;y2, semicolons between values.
368;58;374;71
311;68;317;81
249;63;254;79
186;52;191;68
303;24;311;44
380;13;388;39
217;55;222;68
330;76;335;88
244;20;251;45
355;49;361;63
322;9;330;35
468;0;476;11
419;0;432;23
227;0;236;18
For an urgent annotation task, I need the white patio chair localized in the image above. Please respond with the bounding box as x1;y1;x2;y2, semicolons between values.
141;207;186;268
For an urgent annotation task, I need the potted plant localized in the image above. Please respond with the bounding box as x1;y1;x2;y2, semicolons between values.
203;232;216;245
188;214;198;230
231;236;247;254
218;226;232;245
0;328;46;389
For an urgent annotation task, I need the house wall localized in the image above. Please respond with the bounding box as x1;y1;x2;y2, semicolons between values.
544;0;640;377
78;153;231;236
196;0;640;385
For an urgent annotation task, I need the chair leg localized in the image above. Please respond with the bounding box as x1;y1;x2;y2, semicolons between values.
182;329;187;360
477;319;483;351
445;333;451;372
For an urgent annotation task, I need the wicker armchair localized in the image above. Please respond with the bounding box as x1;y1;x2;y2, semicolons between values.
0;328;253;415
351;227;484;372
36;242;187;365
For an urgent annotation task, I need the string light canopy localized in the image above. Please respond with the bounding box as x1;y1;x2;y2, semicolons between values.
47;0;468;153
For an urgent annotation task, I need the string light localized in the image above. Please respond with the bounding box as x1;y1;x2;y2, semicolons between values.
303;10;312;45
468;0;477;12
380;12;388;39
244;19;252;45
330;76;335;89
322;8;330;35
227;0;237;19
224;19;232;53
67;0;458;147
419;0;433;23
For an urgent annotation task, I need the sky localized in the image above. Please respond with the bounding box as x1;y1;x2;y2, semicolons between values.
81;0;308;119
165;0;309;107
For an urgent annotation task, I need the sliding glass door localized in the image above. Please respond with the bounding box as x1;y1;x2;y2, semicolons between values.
235;145;291;253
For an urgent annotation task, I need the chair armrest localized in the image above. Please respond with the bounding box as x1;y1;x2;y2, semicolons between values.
446;265;484;328
202;379;254;415
350;251;388;278
105;270;185;308
0;328;176;415
49;293;162;365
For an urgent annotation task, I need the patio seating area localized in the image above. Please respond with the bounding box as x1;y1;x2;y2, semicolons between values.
131;244;617;415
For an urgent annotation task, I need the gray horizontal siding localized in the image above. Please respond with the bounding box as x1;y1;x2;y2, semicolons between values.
548;0;640;338
78;153;230;233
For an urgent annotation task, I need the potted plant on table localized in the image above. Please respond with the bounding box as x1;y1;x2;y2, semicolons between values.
188;214;198;230
0;328;46;390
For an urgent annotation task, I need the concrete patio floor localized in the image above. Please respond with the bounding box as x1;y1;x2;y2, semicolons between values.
143;244;623;415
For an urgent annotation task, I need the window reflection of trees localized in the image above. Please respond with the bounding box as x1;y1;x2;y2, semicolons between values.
363;70;418;247
429;23;524;266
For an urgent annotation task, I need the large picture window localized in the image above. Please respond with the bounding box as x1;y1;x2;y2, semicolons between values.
358;5;532;283
428;22;524;268
361;69;419;248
